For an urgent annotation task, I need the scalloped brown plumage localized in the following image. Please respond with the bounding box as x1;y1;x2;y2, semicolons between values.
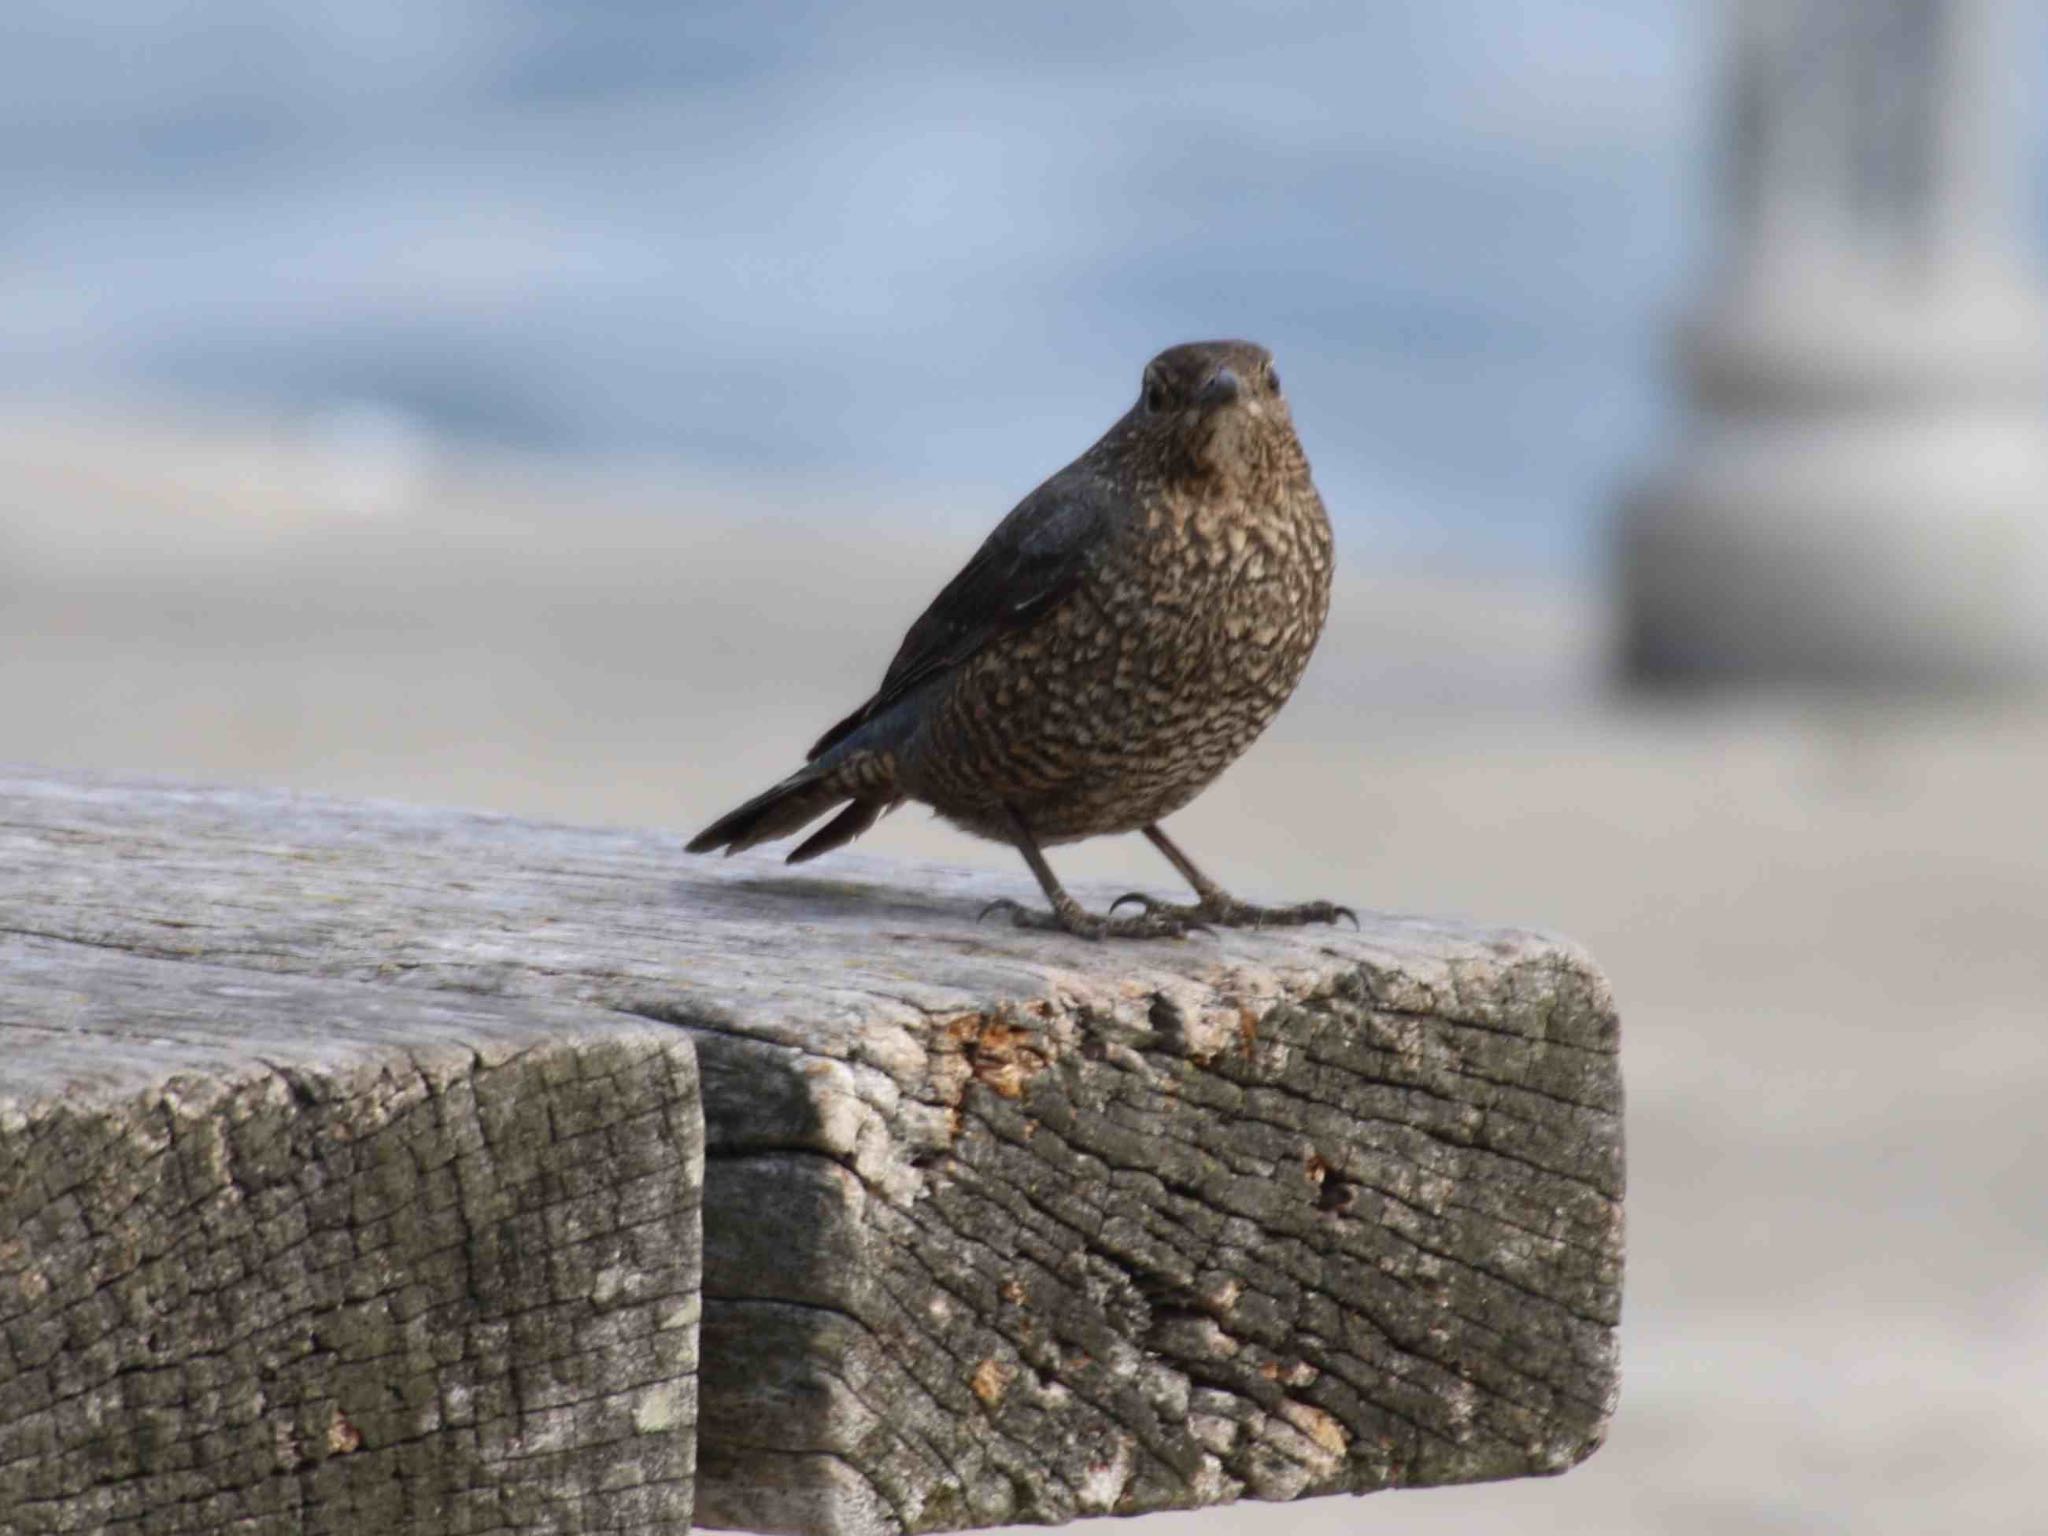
688;340;1353;939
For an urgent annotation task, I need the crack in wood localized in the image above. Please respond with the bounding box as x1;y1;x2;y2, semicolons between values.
1;775;1622;1535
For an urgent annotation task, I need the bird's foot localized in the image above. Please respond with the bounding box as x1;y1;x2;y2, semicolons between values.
1109;891;1359;931
979;896;1207;942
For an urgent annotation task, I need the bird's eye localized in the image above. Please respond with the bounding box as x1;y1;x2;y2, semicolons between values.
1263;362;1281;394
1143;372;1168;412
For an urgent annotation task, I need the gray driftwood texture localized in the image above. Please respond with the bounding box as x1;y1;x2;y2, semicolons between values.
0;938;704;1533
0;773;1623;1535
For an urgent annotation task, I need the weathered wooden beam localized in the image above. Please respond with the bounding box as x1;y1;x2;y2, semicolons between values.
0;773;1623;1535
0;935;704;1535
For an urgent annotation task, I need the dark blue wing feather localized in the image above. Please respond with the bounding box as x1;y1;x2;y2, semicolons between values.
807;472;1122;760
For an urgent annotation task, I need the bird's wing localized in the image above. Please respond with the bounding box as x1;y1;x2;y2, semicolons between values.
807;471;1122;760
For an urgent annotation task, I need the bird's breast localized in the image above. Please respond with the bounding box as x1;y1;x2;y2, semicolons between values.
1069;486;1330;726
1121;488;1330;630
900;475;1333;841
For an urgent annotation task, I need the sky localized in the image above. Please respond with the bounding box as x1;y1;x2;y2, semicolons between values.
2;3;2041;570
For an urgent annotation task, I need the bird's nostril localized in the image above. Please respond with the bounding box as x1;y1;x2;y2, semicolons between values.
1200;368;1242;407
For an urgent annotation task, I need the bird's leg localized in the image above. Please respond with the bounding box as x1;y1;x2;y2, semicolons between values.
1108;824;1357;929
981;811;1203;940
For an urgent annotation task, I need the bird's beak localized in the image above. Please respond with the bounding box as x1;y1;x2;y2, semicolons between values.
1197;367;1242;409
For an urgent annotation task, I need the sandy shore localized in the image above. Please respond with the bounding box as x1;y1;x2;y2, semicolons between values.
4;411;2044;1534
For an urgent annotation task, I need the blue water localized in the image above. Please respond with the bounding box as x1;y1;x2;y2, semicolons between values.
8;2;2034;570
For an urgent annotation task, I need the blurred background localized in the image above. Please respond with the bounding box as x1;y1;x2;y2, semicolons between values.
3;2;2047;1533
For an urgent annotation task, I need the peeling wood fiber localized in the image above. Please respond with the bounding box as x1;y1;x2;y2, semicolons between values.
0;773;1621;1535
0;943;704;1534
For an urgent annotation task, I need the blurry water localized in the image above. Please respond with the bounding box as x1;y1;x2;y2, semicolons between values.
0;0;1708;570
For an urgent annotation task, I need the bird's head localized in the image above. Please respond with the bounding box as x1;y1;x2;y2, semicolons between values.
1128;340;1299;485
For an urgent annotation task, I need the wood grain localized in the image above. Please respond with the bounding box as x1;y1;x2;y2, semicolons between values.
0;772;1621;1534
0;937;703;1534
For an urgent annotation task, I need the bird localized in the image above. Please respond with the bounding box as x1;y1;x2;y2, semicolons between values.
688;339;1353;940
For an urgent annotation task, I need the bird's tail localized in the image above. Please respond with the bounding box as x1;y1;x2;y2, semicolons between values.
686;754;896;863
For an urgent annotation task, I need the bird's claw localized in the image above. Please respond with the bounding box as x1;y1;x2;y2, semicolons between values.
1106;890;1215;935
984;880;1362;938
1189;896;1361;930
1086;907;1208;940
1297;901;1360;930
979;894;1207;941
1109;889;1355;931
